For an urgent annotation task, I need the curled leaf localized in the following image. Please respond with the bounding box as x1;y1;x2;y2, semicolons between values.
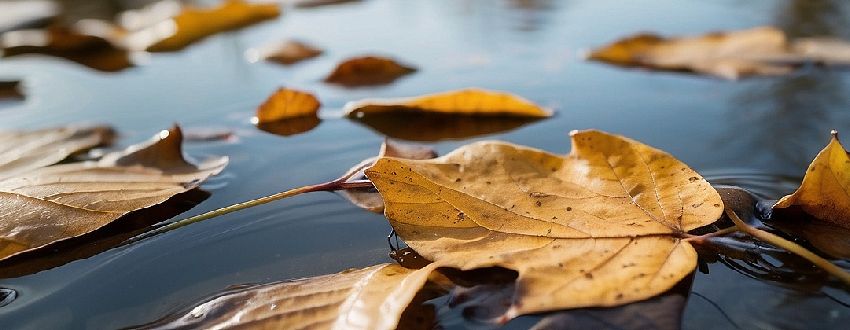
344;88;552;118
0;125;227;261
325;55;416;87
254;39;323;65
254;87;321;124
366;130;722;318
774;131;850;229
142;0;280;52
137;263;445;330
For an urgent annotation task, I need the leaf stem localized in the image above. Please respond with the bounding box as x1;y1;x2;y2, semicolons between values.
726;209;850;286
683;226;739;243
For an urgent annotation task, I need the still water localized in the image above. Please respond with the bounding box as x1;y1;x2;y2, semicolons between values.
1;0;849;329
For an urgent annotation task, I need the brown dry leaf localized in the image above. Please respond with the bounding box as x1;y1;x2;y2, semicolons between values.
254;87;320;124
138;263;445;330
341;140;437;213
143;0;280;52
0;125;113;181
1;26;133;72
365;129;722;319
0;125;227;261
774;131;850;229
344;88;552;118
325;55;416;87
588;26;797;79
257;39;323;65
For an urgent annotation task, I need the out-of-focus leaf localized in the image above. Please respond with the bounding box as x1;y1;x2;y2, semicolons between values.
366;130;722;319
0;81;25;106
0;0;57;33
344;88;552;118
774;131;850;229
293;0;363;9
254;87;320;124
0;125;113;181
1;26;133;72
140;0;280;52
136;263;446;330
253;39;323;65
0;126;227;262
341;140;437;213
350;112;543;142
325;55;416;87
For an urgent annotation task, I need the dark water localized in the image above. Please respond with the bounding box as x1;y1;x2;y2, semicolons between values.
1;0;849;329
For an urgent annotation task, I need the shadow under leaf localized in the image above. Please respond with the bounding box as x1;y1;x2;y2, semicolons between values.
0;189;209;279
349;112;543;142
255;115;321;137
2;27;133;72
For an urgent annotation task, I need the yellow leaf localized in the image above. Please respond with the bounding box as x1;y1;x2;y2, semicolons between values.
0;126;227;261
324;55;416;87
344;88;552;118
144;0;280;52
774;131;850;229
254;87;321;124
365;129;722;318
137;263;446;330
588;26;795;79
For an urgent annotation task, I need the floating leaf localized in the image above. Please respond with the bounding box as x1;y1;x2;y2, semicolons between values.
0;126;227;261
142;0;280;52
294;0;363;9
0;125;113;181
325;55;416;87
366;130;722;318
254;88;320;124
1;27;133;72
344;88;552;118
255;39;323;65
138;263;445;330
341;140;437;213
774;131;850;229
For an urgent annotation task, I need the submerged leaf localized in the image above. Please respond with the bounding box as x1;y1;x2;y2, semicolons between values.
0;126;227;261
255;39;323;65
344;88;552;118
366;130;722;318
325;55;416;87
142;0;280;52
138;263;444;330
254;87;321;124
774;131;850;229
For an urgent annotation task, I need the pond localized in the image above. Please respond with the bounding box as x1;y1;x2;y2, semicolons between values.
1;0;849;329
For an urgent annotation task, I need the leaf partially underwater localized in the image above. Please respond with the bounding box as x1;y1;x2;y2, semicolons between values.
366;129;722;318
588;26;850;79
0;125;227;261
137;263;447;330
774;131;850;229
325;55;416;87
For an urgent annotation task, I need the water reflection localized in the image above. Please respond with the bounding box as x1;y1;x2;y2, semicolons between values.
726;0;849;172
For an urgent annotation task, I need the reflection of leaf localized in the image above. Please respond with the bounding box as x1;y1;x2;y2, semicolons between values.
341;140;437;213
0;0;57;33
294;0;363;9
589;26;850;79
0;125;113;181
769;217;850;260
256;115;321;137
350;112;543;141
0;126;227;262
344;88;552;118
774;131;850;229
255;39;323;65
325;55;416;87
142;0;280;52
2;27;133;72
137;263;445;330
254;88;321;124
366;130;722;318
0;80;24;101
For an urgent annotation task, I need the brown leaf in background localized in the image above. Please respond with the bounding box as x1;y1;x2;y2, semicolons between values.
366;130;722;319
254;87;320;124
1;26;133;72
341;140;437;213
325;55;416;87
137;263;446;330
0;125;227;261
294;0;363;9
257;39;323;65
344;88;552;118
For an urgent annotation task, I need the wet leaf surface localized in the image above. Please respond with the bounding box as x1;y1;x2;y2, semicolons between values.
0;125;226;262
366;129;723;319
324;55;416;87
135;263;446;330
254;87;321;124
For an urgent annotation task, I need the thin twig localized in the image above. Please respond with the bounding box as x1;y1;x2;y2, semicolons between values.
684;226;740;243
